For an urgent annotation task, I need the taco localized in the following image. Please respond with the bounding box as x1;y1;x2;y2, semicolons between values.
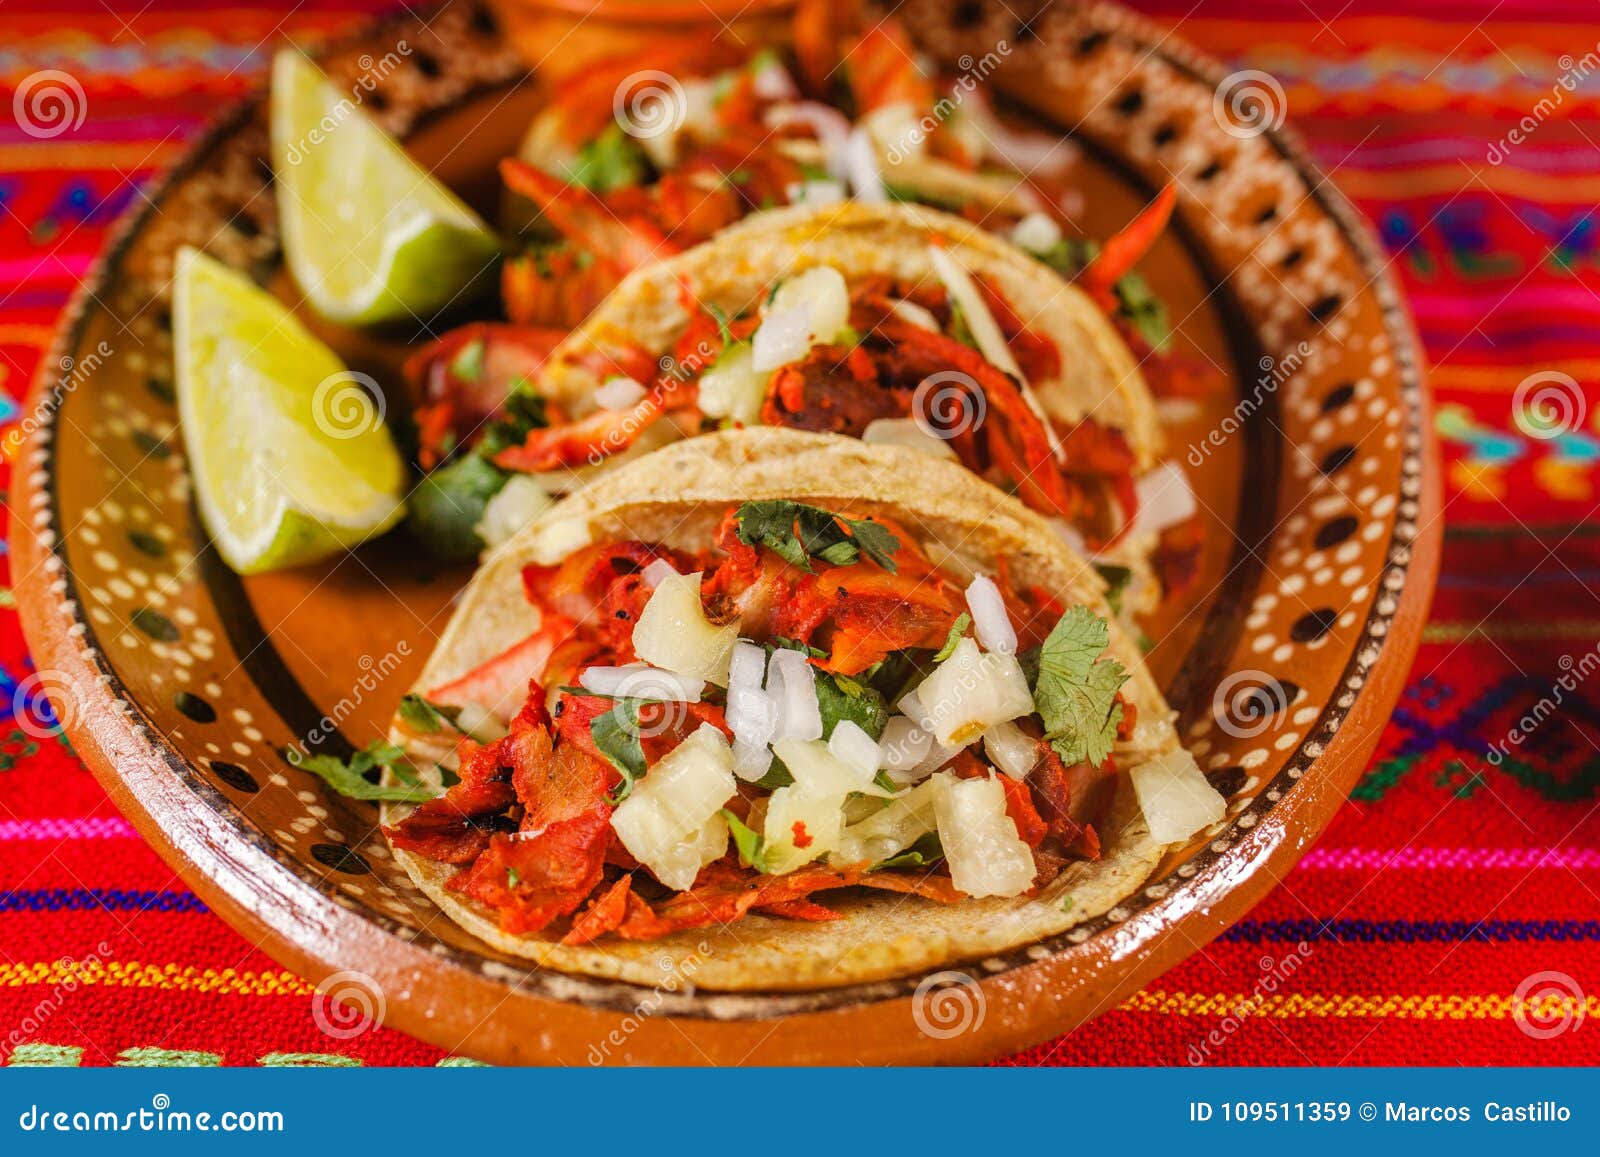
379;430;1224;990
469;199;1197;617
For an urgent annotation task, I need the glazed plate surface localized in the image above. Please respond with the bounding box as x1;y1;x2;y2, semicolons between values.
11;0;1439;1063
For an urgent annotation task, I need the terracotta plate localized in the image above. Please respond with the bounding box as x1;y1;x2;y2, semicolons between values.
10;0;1440;1064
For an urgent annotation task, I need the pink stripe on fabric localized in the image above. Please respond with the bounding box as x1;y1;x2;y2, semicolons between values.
1299;847;1600;871
0;817;138;840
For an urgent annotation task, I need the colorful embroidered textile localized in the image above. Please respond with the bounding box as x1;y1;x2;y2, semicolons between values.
1;0;1597;1066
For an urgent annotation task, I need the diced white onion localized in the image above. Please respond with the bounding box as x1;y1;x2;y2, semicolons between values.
609;724;736;891
632;572;737;685
751;306;811;373
764;102;852;179
1129;748;1225;844
896;689;933;731
594;375;646;410
579;663;703;702
879;714;933;773
727;640;768;698
696;342;768;424
767;648;822;742
1131;461;1198;537
844;127;887;202
915;637;1034;748
930;771;1036;898
473;474;552;551
751;60;798;101
964;574;1017;654
751;265;851;373
785;179;847;206
726;641;776;781
641;558;679;588
983;720;1039;781
863;417;958;460
887;297;940;331
828;720;882;778
1010;211;1063;254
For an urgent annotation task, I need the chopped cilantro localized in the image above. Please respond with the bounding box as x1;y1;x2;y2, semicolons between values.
934;613;972;661
1031;606;1128;768
1113;271;1171;350
877;832;943;870
815;671;888;740
407;453;507;561
448;339;485;384
705;301;734;346
755;759;795;791
722;809;770;872
733;500;900;573
1036;237;1170;350
591;699;648;804
561;123;651;192
507;866;522;888
397;694;463;735
1093;564;1134;616
285;740;438;803
476;386;549;458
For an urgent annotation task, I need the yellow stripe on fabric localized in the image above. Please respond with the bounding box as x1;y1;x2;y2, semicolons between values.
116;1047;222;1067
1422;620;1600;644
1329;166;1600;202
6;1044;83;1067
0;325;58;348
258;1052;363;1067
1122;991;1600;1019
0;960;316;996
0;142;182;171
1431;362;1600;394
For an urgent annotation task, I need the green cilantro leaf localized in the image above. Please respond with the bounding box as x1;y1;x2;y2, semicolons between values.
562;123;651;192
733;500;900;574
1093;564;1134;616
815;671;888;740
1031;606;1128;768
933;612;972;661
285;740;438;803
721;809;770;872
507;866;522;888
1113;271;1171;351
877;832;943;870
476;386;549;459
448;339;485;384
705;302;734;346
397;694;464;735
592;699;648;805
755;757;794;791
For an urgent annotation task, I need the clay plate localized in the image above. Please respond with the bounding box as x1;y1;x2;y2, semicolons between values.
10;0;1439;1064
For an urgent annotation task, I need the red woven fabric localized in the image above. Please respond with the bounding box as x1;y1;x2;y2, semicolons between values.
2;0;1597;1066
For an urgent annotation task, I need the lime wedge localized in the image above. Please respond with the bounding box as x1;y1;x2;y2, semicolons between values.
270;50;501;324
174;247;407;574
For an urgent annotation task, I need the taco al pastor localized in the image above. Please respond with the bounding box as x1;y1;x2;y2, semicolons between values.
380;430;1223;990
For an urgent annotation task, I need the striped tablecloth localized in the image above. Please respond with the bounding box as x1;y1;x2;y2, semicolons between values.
2;0;1597;1066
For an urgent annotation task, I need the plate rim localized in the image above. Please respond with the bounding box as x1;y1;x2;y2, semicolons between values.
8;0;1443;1061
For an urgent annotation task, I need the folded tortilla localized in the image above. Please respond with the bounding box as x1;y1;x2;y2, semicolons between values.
536;200;1163;473
385;429;1181;991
